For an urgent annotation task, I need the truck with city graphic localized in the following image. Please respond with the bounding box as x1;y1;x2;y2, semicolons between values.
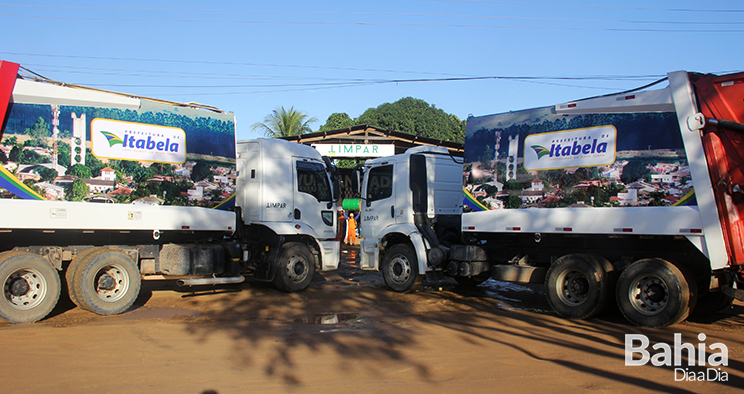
359;69;744;327
0;60;341;323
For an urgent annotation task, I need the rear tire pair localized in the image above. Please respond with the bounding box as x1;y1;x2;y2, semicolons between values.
66;248;141;316
0;248;141;323
546;255;698;328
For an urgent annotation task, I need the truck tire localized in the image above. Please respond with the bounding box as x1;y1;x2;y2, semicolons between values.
0;251;61;324
381;244;423;293
273;243;315;293
616;259;696;328
65;247;106;308
72;250;141;315
545;254;612;320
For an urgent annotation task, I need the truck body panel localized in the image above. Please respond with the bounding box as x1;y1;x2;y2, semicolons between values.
361;69;744;327
0;61;340;323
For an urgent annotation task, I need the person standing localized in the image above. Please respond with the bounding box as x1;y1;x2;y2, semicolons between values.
337;207;347;243
346;211;358;245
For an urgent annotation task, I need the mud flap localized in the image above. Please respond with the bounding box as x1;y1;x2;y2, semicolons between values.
360;239;379;270
319;239;341;271
722;285;744;301
253;236;284;281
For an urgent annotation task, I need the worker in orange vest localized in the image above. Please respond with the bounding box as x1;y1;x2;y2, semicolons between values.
345;211;358;245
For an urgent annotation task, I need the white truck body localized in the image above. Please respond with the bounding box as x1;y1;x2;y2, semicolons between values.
0;61;340;324
361;69;744;327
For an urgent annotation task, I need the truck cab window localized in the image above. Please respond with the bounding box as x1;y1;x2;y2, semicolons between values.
366;165;393;202
297;160;332;202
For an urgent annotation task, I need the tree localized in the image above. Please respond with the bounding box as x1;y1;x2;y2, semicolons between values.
319;113;355;131
190;162;212;182
66;179;89;201
506;194;522;209
35;167;58;183
357;97;465;143
621;160;650;184
8;146;20;162
26;117;51;148
67;164;92;179
2;136;17;146
251;106;317;138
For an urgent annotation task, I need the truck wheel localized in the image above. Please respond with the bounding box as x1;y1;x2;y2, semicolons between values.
65;248;106;308
0;251;61;324
616;259;696;328
381;244;423;293
72;250;141;315
545;254;612;320
273;243;315;293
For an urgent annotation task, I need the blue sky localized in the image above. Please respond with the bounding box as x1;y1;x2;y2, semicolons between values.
1;1;742;140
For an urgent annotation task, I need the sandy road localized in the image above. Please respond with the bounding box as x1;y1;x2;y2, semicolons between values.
0;246;742;394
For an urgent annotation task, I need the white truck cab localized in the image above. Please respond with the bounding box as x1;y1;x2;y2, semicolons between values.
359;146;462;291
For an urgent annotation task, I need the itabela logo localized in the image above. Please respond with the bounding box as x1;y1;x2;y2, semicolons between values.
531;145;550;159
99;131;124;147
523;125;616;171
91;118;187;165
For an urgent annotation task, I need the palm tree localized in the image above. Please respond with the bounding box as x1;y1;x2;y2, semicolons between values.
251;106;317;138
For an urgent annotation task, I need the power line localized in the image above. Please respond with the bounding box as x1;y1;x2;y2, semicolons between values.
423;0;744;13
0;12;742;32
1;51;476;78
2;3;743;21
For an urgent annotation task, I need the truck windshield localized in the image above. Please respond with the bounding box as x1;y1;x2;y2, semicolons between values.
297;160;333;202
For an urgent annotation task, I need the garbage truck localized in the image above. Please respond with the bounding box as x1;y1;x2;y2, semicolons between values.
359;69;744;327
0;60;341;323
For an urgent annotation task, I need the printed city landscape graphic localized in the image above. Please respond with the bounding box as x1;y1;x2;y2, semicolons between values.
463;106;694;211
0;101;236;207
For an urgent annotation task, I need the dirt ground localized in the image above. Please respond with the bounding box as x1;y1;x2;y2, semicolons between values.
0;245;742;394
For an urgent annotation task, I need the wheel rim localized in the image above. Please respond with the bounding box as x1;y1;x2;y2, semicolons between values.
3;268;47;310
388;254;412;284
94;264;130;303
556;269;589;306
628;274;668;316
285;254;309;283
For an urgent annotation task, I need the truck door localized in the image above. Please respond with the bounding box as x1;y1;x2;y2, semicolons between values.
360;163;398;241
294;158;336;238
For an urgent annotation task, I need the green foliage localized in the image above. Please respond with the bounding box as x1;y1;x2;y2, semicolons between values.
319;113;355;131
67;164;92;179
18;148;46;165
506;194;522;209
252;106;317;138
26;117;51;148
35;167;58;183
84;152;105;176
2;136;17;146
357;97;465;143
8;146;20;162
621;160;651;184
190;162;212;182
478;183;498;196
648;191;668;206
56;142;71;167
66;179;89;201
503;179;525;191
22;179;43;197
478;145;494;170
